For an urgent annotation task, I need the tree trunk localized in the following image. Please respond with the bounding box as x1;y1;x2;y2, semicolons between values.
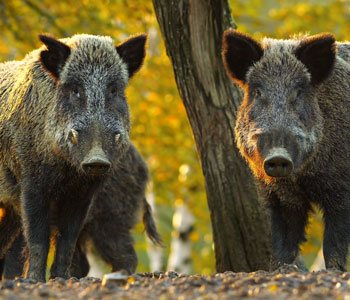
152;0;272;272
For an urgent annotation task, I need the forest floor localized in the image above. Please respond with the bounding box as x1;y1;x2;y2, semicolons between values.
0;265;349;299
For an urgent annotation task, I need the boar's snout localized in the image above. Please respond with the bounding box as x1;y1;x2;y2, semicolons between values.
263;148;293;177
81;147;111;176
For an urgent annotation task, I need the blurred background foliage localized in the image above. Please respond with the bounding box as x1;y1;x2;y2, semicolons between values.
0;0;349;274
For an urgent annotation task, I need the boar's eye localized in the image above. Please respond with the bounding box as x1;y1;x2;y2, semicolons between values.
293;84;305;99
289;87;304;105
72;87;81;99
108;85;119;98
296;88;303;98
252;87;263;98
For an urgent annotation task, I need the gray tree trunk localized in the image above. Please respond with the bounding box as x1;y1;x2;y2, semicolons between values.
152;0;272;272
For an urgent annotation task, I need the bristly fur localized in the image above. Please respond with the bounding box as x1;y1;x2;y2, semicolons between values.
222;30;350;271
337;41;350;63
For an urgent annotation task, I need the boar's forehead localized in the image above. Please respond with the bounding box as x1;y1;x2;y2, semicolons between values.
60;35;128;86
247;40;311;90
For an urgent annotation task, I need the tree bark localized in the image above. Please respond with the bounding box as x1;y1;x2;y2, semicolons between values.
152;0;272;272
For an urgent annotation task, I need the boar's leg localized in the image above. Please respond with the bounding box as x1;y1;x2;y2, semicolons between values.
268;192;310;268
69;239;90;278
94;232;137;275
21;184;50;282
50;197;92;279
2;232;26;279
0;259;3;278
87;217;137;275
322;207;350;271
0;204;21;260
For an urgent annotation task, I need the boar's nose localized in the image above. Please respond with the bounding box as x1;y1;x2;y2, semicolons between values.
263;148;293;177
81;148;111;176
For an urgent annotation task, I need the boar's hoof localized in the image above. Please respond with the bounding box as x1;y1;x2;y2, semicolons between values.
264;155;293;177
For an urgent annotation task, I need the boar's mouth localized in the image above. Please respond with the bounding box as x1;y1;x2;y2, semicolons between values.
263;148;293;177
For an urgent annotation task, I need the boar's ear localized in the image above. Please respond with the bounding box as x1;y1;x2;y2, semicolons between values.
295;33;336;85
39;34;71;80
116;34;147;78
222;29;263;85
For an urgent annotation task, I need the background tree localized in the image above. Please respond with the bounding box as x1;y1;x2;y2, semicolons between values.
152;0;272;272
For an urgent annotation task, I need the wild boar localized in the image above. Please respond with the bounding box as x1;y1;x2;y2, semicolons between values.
222;29;350;271
0;33;150;281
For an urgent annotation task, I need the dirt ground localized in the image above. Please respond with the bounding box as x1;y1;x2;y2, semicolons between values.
1;265;350;299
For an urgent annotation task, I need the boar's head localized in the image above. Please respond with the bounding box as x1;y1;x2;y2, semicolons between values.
222;30;336;183
39;33;147;176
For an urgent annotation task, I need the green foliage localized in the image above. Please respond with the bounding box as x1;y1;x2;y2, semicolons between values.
0;0;348;274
